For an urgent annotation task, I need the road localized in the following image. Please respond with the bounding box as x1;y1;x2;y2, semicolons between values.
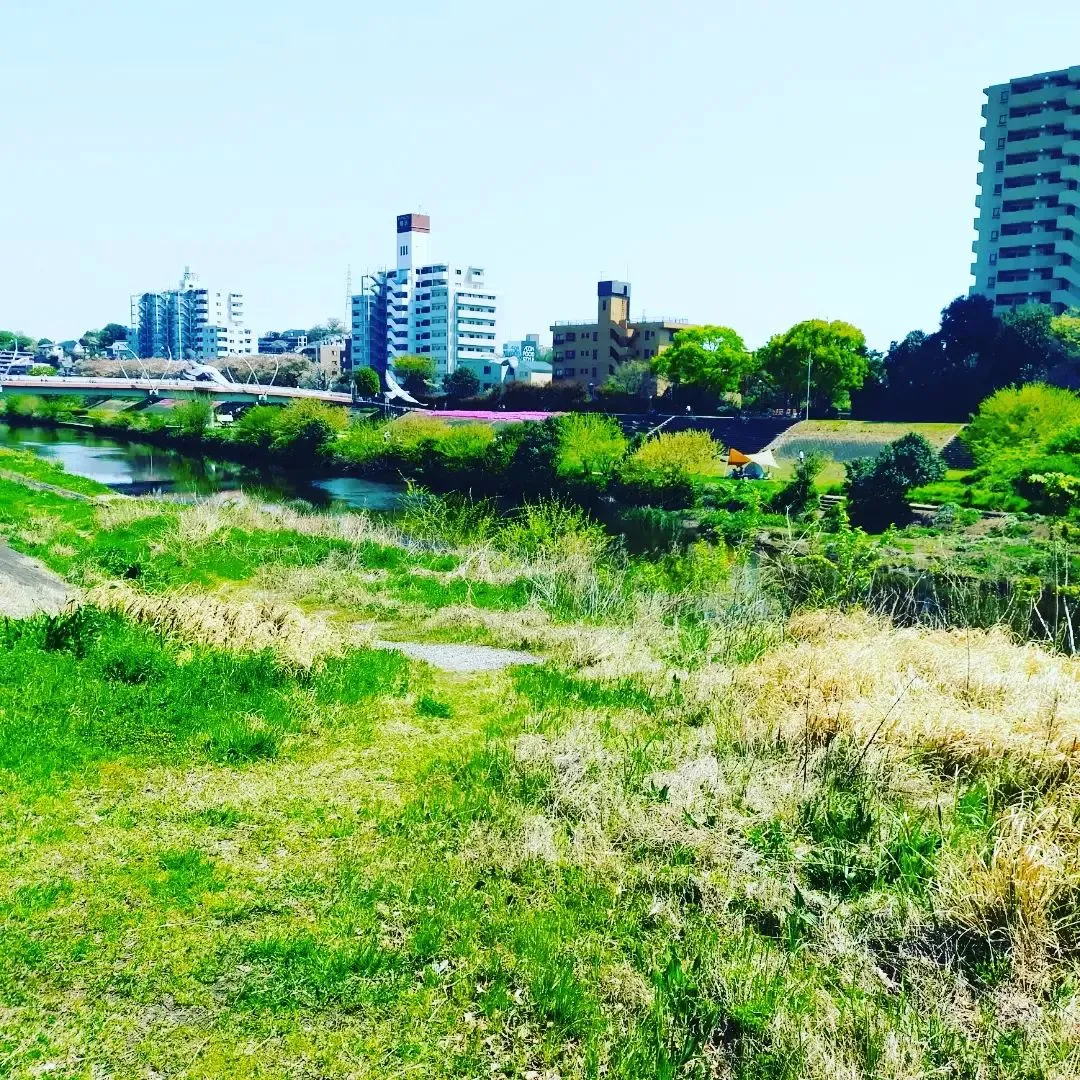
0;544;73;617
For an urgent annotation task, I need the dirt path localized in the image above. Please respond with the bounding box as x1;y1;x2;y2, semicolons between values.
0;544;74;617
373;639;540;672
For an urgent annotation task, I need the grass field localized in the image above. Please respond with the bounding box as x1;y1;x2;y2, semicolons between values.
1;449;1079;1078
768;421;966;485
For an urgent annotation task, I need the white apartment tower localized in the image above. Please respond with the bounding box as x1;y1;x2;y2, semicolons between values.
130;267;254;361
971;65;1080;314
351;214;498;385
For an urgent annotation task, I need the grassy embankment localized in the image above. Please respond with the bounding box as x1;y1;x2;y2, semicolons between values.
2;448;1080;1078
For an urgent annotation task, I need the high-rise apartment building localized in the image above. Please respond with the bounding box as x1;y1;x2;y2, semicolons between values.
971;65;1080;314
130;267;254;361
350;214;498;386
550;281;695;388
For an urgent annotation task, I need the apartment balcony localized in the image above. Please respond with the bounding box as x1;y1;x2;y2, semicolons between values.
1067;89;1080;109
1065;139;1080;158
998;204;1048;225
1061;189;1080;214
1008;85;1067;110
1067;114;1080;134
1059;212;1080;235
1056;235;1080;262
1003;131;1070;154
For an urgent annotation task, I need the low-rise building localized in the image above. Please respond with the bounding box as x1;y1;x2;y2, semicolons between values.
550;281;694;389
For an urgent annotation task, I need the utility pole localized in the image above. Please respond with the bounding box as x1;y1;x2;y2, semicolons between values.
805;350;813;422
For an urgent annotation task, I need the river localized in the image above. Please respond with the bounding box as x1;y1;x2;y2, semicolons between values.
0;424;405;511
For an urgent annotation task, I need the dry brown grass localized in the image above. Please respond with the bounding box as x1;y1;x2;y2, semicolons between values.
88;581;350;666
720;609;1080;776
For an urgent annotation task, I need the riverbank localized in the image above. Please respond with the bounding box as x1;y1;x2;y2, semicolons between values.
2;447;1080;1078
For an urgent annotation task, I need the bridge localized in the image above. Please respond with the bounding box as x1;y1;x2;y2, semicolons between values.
0;375;354;406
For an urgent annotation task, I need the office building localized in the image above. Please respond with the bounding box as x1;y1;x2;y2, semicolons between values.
550;281;695;388
350;214;498;387
130;267;254;360
971;65;1080;313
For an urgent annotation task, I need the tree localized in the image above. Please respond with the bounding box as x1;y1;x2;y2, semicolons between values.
845;433;946;530
1051;308;1080;358
444;368;480;400
171;399;214;438
353;366;381;398
963;383;1080;466
603;359;652;398
651;325;752;396
0;330;34;351
28;364;56;376
98;323;130;349
271;399;349;456
393;354;436;396
325;317;345;336
758;319;869;413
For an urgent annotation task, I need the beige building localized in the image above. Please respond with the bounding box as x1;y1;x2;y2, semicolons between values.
550;281;695;388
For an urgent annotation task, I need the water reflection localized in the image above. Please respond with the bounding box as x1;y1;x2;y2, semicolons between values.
0;424;404;511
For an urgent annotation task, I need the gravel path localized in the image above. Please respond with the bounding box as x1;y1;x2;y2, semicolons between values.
374;639;540;673
0;544;74;617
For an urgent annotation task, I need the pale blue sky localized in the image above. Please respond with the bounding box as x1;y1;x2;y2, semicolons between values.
4;0;1079;350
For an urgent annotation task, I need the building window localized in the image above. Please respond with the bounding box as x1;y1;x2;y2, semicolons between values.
991;229;999;240
990;253;998;264
997;137;1006;149
483;366;491;375
993;207;1001;218
993;183;1002;196
995;161;1004;173
1000;90;1009;103
998;114;1007;126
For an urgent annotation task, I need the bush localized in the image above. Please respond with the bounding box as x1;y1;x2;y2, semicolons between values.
28;364;56;377
270;400;348;457
771;451;827;517
616;432;723;509
230;405;284;451
964;384;1080;466
845;433;946;530
556;414;628;490
171;399;214;438
2;394;41;418
353;367;381;398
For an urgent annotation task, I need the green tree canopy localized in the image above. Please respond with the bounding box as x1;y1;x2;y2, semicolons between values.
0;330;35;351
393;354;436;396
963;383;1080;466
444;367;481;400
602;359;652;398
353;366;381;398
1051;308;1080;357
650;325;752;395
758;319;869;412
845;432;946;530
98;323;130;349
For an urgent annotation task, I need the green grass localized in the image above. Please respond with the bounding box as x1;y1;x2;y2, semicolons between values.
1;477;1078;1076
0;446;113;497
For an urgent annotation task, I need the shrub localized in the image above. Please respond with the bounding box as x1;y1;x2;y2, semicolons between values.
615;432;724;510
845;433;946;530
353;367;381;398
964;384;1080;466
28;364;56;376
230;405;284;450
2;394;41;418
556;414;628;489
771;450;827;517
171;399;214;438
270;400;348;457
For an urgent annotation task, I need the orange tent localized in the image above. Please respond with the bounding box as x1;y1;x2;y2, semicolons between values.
728;448;751;465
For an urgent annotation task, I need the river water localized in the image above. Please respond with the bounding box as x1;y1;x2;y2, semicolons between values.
0;424;405;511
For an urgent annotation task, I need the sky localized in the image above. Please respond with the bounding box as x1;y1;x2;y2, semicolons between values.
3;0;1080;351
